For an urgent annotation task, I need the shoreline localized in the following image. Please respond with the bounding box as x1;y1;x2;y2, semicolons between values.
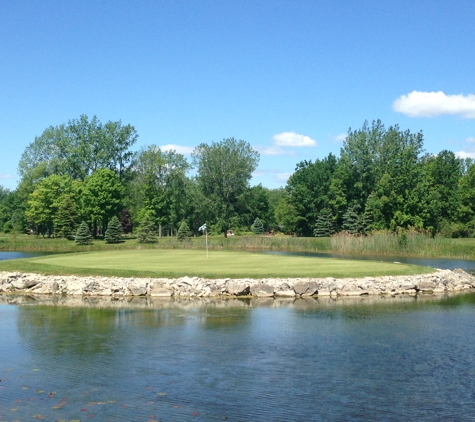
1;268;475;298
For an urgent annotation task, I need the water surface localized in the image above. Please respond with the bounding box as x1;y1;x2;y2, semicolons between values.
1;294;475;421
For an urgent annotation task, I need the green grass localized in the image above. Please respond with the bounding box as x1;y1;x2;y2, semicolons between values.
0;249;434;279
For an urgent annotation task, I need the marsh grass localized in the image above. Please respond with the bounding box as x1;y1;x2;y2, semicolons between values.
0;231;474;259
330;231;475;259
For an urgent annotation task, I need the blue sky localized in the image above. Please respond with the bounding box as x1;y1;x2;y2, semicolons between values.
1;0;474;190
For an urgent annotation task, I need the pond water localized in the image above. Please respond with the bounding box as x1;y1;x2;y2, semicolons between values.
1;294;475;421
0;251;50;261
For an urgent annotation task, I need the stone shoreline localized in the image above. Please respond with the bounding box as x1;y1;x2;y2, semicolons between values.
1;269;475;298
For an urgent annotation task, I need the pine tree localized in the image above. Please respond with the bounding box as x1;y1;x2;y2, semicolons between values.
54;195;79;238
105;216;123;244
342;206;360;235
75;221;93;245
137;212;158;243
314;208;335;237
177;220;192;241
251;217;265;234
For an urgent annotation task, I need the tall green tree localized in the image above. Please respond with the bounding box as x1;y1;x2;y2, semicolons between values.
192;137;259;237
19;114;137;181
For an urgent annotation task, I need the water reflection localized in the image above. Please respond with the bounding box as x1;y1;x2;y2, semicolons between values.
2;293;475;421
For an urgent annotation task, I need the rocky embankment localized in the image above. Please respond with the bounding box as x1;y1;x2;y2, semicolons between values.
1;269;475;298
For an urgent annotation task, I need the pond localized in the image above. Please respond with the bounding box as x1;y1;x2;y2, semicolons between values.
1;294;475;421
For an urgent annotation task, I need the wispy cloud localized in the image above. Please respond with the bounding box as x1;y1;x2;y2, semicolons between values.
465;137;475;143
333;133;346;143
254;145;296;156
455;150;475;159
393;91;475;118
0;174;13;179
272;131;317;147
159;144;195;155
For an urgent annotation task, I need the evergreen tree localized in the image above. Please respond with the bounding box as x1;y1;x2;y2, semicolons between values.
54;195;79;238
251;217;265;234
137;212;158;243
75;221;93;245
105;216;123;244
314;208;335;237
177;220;192;241
342;205;360;235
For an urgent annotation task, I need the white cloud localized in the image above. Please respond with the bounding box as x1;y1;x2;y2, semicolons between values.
456;151;475;159
0;174;13;179
252;170;266;177
334;133;347;143
159;144;195;155
254;145;296;156
465;137;475;143
273;131;317;147
393;91;475;118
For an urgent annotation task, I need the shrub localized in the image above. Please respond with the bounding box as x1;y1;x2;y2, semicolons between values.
137;212;158;244
251;217;265;235
177;220;192;241
75;221;93;245
105;216;123;244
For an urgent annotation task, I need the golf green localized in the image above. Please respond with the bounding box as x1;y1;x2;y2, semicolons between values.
24;249;434;278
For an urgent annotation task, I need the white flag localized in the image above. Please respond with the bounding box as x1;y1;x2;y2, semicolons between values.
198;223;207;231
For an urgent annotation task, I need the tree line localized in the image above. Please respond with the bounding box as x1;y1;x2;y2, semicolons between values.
1;116;474;239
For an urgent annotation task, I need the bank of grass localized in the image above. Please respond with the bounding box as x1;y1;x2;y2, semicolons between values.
0;249;433;279
1;230;475;260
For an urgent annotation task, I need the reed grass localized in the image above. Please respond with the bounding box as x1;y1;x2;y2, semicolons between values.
1;231;474;259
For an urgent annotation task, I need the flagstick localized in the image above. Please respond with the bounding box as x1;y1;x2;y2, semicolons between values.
206;227;208;259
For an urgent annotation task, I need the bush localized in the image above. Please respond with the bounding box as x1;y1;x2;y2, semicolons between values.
251;217;265;235
75;221;93;245
105;216;123;244
137;212;158;244
177;220;192;241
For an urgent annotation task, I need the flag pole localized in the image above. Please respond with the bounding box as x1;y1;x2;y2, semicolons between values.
205;226;208;259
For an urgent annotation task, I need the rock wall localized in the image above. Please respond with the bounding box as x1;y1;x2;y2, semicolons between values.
1;269;475;298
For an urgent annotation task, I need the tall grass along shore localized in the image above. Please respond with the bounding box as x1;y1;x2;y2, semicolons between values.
0;231;474;260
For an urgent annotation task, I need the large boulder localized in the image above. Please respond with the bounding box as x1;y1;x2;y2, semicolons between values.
226;281;250;296
293;281;318;296
250;283;274;297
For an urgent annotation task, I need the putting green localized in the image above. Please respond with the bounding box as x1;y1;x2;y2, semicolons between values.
24;249;434;278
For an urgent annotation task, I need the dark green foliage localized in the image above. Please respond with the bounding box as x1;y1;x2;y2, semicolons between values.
314;208;335;237
54;195;79;238
105;216;123;244
137;212;158;243
177;220;192;241
75;221;93;245
251;217;265;235
342;206;360;234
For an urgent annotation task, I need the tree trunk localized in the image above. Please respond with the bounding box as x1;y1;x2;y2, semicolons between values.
159;223;162;238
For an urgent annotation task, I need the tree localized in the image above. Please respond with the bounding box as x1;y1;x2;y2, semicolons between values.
192;137;259;237
18;114;137;181
54;195;79;238
137;211;158;243
251;217;265;234
119;208;133;234
75;221;93;245
105;216;123;244
314;208;335;237
177;220;192;241
81;168;124;236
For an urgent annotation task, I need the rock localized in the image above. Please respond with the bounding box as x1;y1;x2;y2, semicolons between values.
293;281;318;296
226;281;250;296
150;283;174;297
418;280;436;291
127;280;148;296
274;289;296;297
250;283;274;297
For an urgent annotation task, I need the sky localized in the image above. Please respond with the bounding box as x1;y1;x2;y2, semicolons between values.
1;0;474;190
